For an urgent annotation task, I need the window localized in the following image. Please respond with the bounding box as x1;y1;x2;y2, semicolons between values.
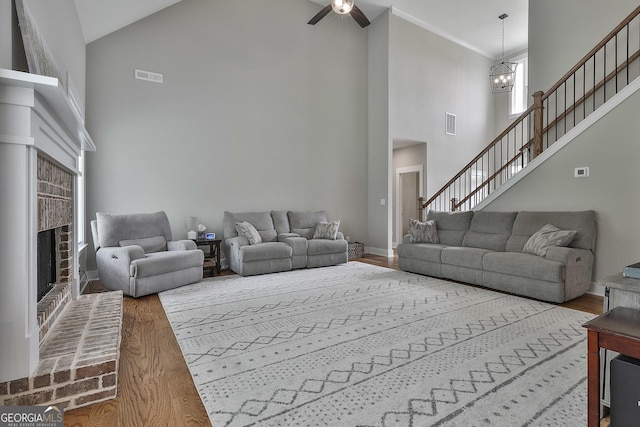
509;55;528;117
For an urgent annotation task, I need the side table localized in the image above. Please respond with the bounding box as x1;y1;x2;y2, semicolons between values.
193;239;221;276
597;273;640;409
583;306;640;427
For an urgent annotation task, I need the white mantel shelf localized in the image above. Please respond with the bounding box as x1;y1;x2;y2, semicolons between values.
0;68;95;152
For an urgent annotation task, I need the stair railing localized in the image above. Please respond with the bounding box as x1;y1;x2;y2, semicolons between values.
419;5;640;220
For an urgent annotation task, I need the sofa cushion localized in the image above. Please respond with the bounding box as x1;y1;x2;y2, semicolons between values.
119;236;167;253
483;252;565;283
426;211;473;246
289;211;328;239
408;219;439;243
130;250;204;278
441;246;493;270
397;243;446;263
271;211;290;235
223;211;277;242
313;220;340;240
506;210;596;252
307;238;348;256
235;221;263;245
97;211;172;248
240;242;292;262
462;211;517;252
522;223;577;257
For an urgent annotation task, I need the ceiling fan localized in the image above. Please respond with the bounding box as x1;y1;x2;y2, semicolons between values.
308;0;371;28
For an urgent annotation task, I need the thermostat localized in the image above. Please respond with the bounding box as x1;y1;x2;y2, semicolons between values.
574;167;589;178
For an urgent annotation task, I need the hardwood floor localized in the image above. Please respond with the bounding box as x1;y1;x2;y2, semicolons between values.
65;255;605;426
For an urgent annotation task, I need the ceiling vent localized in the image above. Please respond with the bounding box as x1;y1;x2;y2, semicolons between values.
445;112;456;135
135;69;163;83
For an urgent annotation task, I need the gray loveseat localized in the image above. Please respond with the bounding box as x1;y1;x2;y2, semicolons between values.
397;210;597;303
223;211;348;276
91;211;204;297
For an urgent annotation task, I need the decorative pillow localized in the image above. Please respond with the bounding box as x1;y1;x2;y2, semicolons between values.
522;223;577;257
235;221;262;245
409;219;440;243
313;220;341;240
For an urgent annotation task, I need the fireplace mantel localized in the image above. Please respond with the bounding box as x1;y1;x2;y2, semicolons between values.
0;68;95;382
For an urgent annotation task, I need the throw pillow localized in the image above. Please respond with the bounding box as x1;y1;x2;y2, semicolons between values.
522;223;577;257
313;220;341;240
408;218;440;243
235;221;262;245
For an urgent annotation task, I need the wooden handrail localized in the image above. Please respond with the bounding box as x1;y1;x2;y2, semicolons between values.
541;4;640;102
421;5;640;212
453;152;525;209
421;105;534;208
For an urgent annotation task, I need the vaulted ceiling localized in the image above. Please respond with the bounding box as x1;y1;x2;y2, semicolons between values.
73;0;528;59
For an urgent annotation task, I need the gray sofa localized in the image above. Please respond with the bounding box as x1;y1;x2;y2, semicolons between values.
397;210;597;303
223;210;348;276
91;211;204;297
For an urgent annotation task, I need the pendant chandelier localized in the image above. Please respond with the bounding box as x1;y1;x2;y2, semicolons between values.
489;14;517;94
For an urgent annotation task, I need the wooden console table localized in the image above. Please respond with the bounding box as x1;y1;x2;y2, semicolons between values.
583;306;640;427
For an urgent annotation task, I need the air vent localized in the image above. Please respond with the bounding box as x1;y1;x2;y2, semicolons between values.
135;69;163;83
445;112;456;135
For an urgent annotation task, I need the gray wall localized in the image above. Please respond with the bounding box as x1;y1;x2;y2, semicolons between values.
85;0;369;268
529;0;639;93
484;1;640;290
367;11;391;255
389;14;496;198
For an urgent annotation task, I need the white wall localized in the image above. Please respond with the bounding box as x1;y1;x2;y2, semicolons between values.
85;0;369;268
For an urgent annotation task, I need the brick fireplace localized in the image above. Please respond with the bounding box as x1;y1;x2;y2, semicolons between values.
0;69;122;409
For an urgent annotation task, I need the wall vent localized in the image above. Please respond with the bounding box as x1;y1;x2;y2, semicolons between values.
445;112;456;135
135;69;164;83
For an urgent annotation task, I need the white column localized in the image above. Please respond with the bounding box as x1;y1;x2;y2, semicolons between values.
0;85;39;382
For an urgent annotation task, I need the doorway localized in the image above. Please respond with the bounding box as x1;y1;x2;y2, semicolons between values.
395;165;424;245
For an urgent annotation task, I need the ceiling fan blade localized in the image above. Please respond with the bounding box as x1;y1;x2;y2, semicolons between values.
308;4;332;25
350;5;370;28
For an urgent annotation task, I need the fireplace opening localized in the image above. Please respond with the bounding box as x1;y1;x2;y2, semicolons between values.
37;229;56;302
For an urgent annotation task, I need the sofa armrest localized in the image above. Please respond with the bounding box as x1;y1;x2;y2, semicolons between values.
336;231;345;240
95;246;146;293
545;247;594;300
278;233;300;242
168;240;197;251
226;236;250;248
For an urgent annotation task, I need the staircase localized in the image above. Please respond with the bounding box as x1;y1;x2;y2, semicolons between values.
419;5;640;217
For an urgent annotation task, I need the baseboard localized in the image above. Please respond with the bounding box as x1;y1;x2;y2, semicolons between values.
365;246;394;257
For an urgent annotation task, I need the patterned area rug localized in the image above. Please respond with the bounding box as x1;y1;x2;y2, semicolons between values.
159;262;594;426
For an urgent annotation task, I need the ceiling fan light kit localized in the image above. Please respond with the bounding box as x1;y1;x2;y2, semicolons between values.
307;0;370;28
331;0;354;15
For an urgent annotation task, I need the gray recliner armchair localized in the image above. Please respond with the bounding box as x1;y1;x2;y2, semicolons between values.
91;211;204;297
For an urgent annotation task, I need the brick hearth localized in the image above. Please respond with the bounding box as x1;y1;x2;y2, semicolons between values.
0;290;123;408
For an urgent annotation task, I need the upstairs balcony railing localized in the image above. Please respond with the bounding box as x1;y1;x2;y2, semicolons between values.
419;5;640;219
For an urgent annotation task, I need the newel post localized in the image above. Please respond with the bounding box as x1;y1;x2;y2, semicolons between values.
532;90;544;158
418;197;424;222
